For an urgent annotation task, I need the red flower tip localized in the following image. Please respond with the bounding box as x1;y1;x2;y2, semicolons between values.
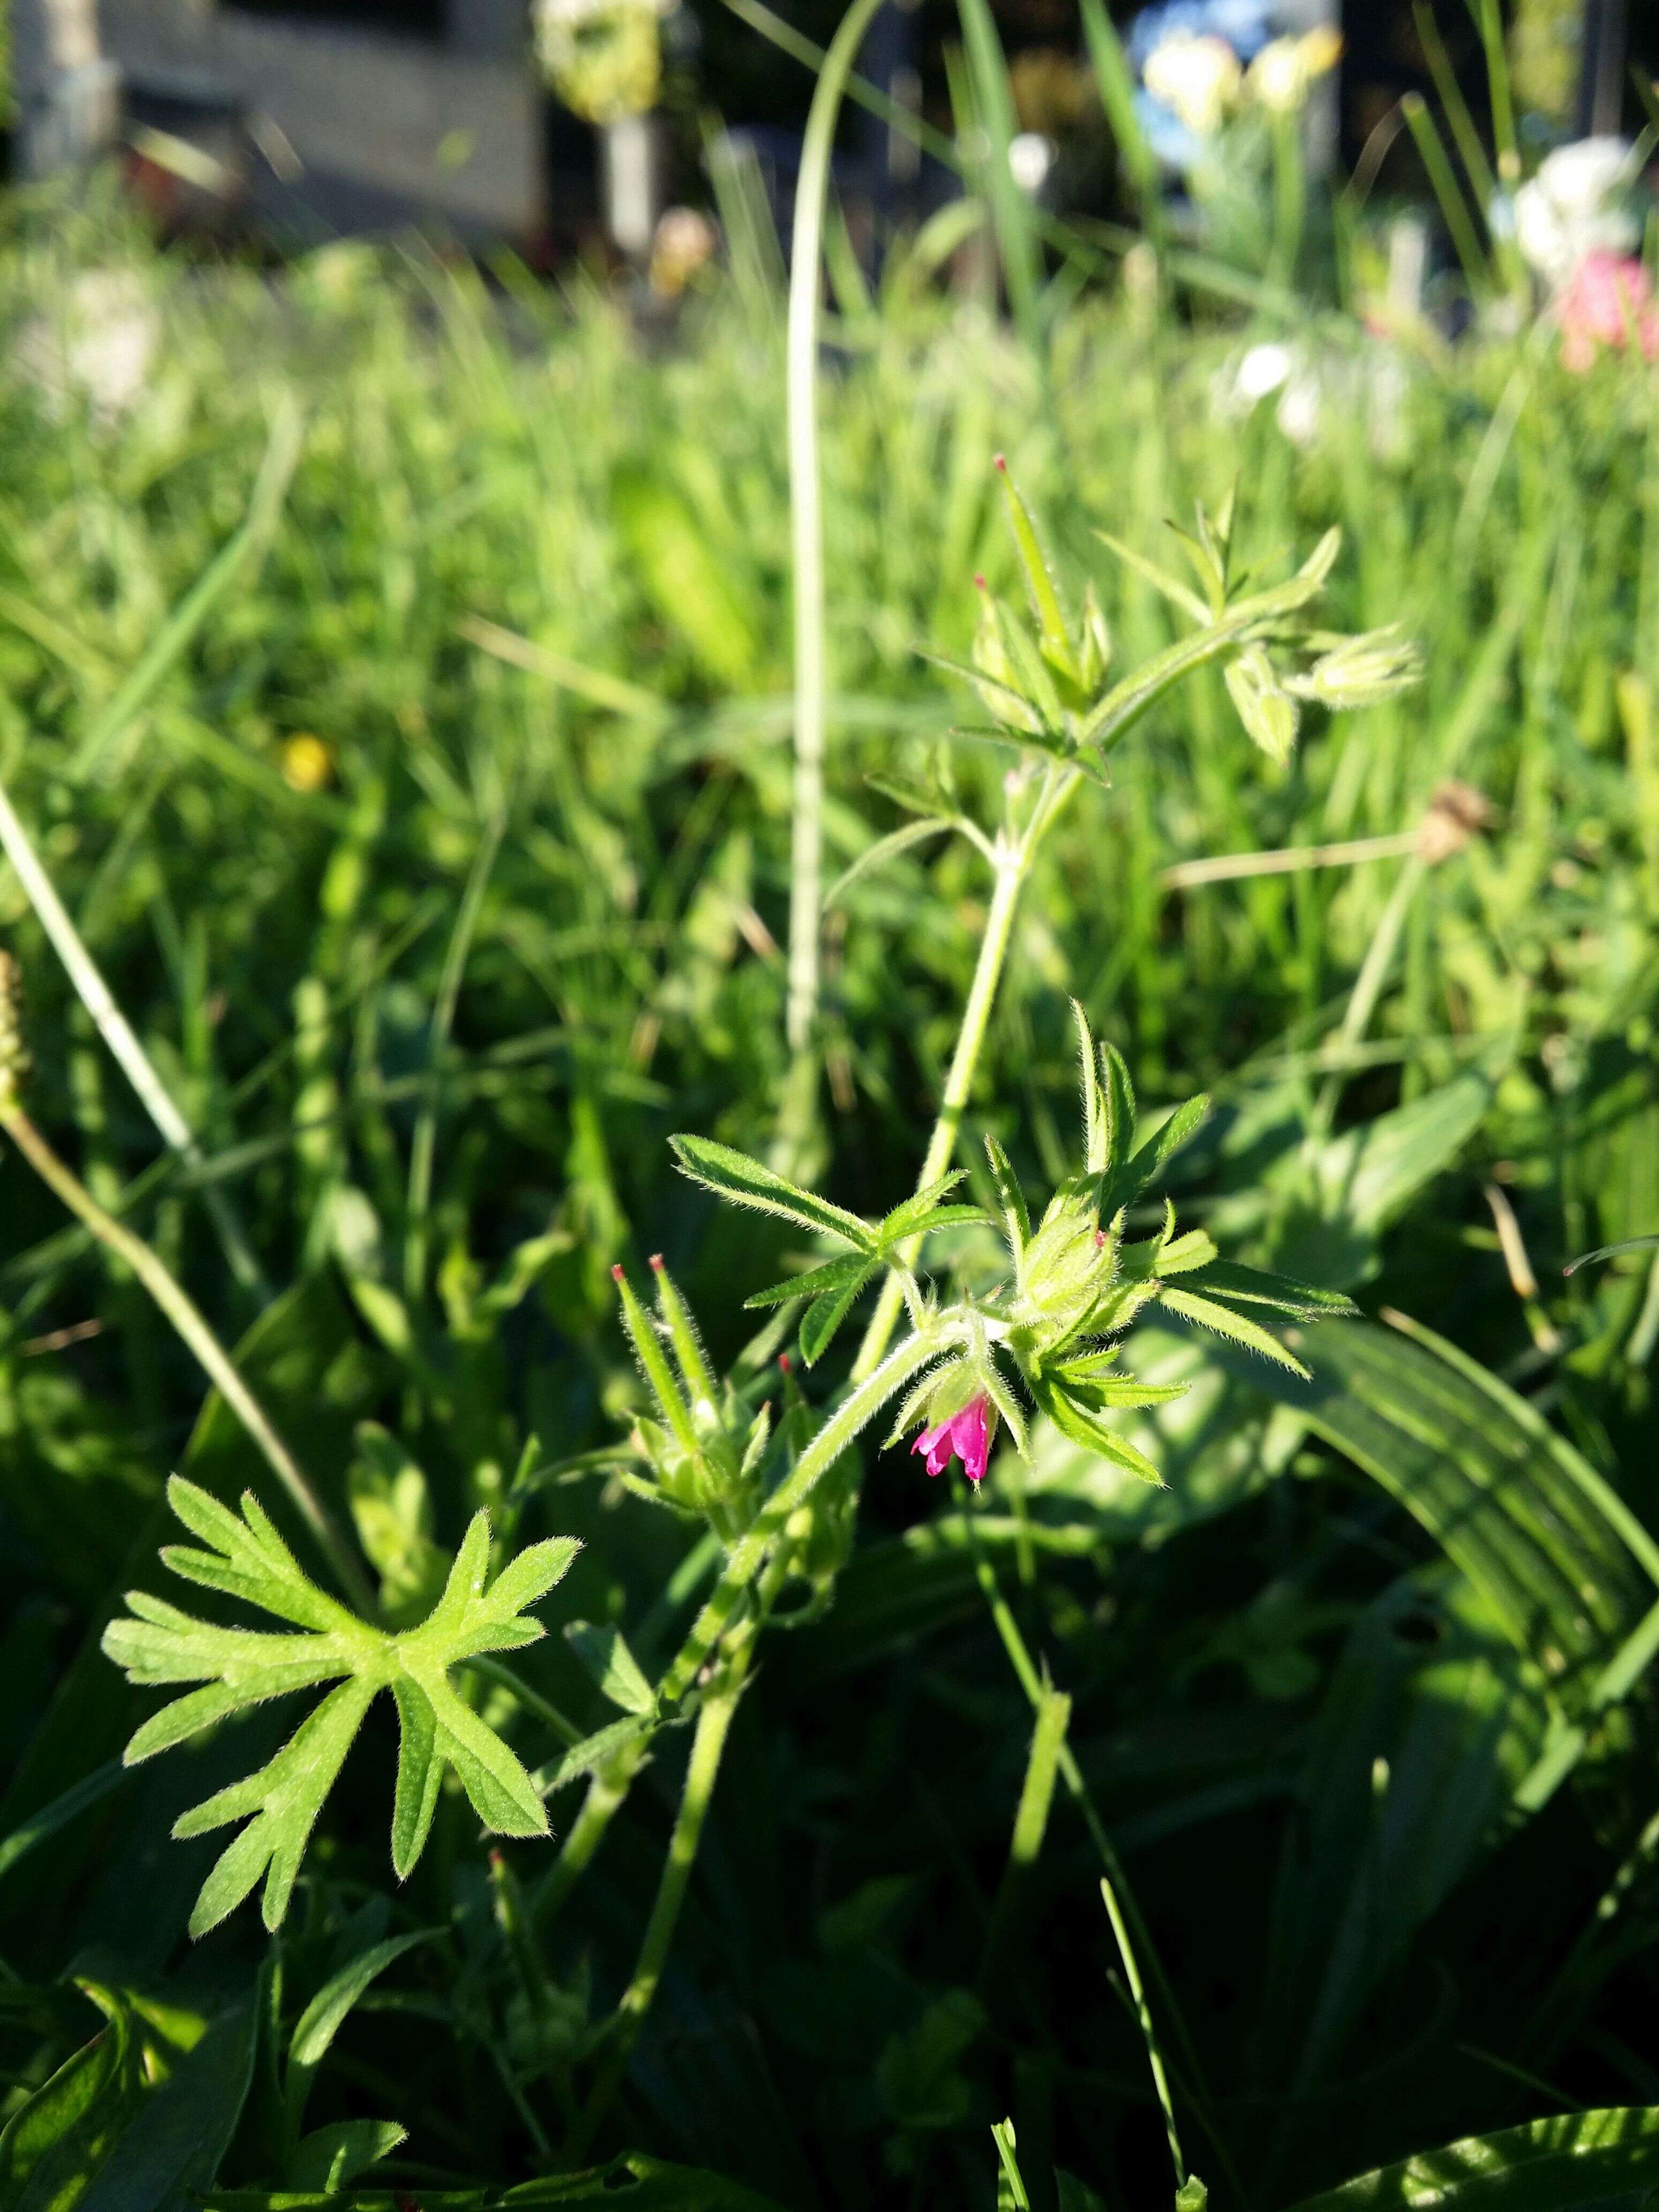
778;1352;792;1372
993;452;1007;472
1094;1228;1107;1247
610;1262;625;1282
974;571;988;591
648;1252;664;1272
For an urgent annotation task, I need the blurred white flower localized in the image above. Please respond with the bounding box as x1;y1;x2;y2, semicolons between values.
1143;33;1242;136
1008;132;1056;196
16;271;158;425
1512;136;1639;286
1275;371;1322;447
1247;36;1308;113
648;205;718;298
1236;340;1294;400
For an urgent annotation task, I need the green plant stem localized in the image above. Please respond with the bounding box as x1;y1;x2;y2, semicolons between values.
852;771;1078;1382
784;0;890;1079
71;397;304;781
657;1326;941;1704
0;773;269;1301
532;1739;649;1932
534;1533;805;1940
571;1648;751;2157
1312;851;1425;1138
570;1523;812;2129
0;1088;373;1613
1097;1866;1185;2188
1401;96;1490;298
465;1656;583;1748
1471;0;1518;184
958;1496;1244;2206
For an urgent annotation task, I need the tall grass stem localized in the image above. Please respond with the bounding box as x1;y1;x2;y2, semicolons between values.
0;1087;372;1612
404;813;504;1302
784;0;890;1081
957;1493;1236;2202
0;773;270;1301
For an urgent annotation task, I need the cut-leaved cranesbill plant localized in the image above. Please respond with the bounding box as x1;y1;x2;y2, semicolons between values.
3;460;1416;2174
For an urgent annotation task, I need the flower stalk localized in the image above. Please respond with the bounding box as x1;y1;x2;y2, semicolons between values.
850;788;1073;1381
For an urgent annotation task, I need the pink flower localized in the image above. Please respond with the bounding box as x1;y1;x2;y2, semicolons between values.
1557;253;1659;372
912;1395;991;1485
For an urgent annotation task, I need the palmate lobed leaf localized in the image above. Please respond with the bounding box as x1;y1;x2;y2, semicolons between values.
101;1479;580;1934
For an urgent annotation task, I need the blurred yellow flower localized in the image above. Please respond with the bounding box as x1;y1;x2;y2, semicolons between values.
535;0;662;124
281;734;334;793
1247;26;1341;113
1298;25;1343;77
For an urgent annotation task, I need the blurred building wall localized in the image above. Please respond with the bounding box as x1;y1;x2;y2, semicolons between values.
96;0;544;237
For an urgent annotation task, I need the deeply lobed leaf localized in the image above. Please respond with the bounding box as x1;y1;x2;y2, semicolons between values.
101;1483;580;1932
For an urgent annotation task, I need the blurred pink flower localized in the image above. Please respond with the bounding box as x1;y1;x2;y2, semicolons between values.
1557;253;1659;372
912;1395;991;1485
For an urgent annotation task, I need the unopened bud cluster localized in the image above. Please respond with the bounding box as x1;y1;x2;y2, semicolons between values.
610;1255;769;1538
963;466;1421;779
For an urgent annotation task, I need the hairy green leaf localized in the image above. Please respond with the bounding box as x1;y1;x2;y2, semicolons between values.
668;1135;877;1251
564;1623;656;1716
744;1253;879;1311
287;2121;406;2194
1157;1286;1312;1379
102;1482;579;1930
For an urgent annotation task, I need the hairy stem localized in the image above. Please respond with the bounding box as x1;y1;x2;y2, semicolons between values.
784;0;891;1073
572;1651;750;2155
0;1089;373;1612
851;768;1081;1381
532;1739;650;1932
533;1529;808;1943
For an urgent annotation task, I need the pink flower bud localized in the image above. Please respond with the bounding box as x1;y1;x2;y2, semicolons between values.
911;1394;992;1484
